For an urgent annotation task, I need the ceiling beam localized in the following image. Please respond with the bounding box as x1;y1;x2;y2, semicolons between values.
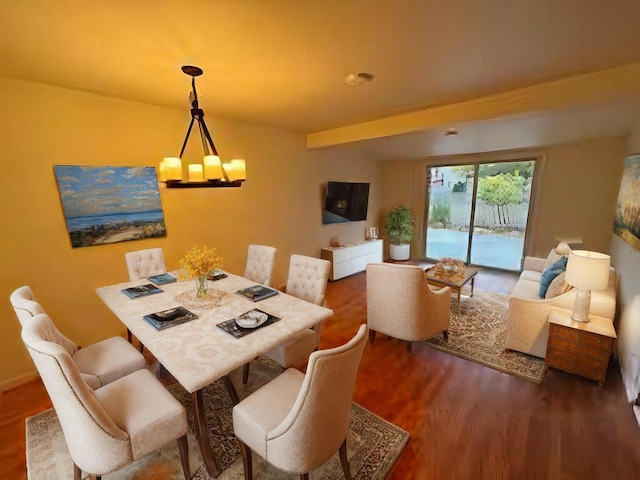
307;62;640;149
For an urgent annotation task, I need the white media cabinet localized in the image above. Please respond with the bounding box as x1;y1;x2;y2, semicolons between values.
321;239;383;281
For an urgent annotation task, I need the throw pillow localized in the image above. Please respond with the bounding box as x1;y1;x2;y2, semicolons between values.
539;256;568;298
543;241;572;270
545;271;572;299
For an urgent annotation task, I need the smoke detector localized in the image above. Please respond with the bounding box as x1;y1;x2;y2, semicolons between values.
344;72;375;86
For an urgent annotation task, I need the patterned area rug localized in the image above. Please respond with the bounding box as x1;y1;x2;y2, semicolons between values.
25;358;409;479
425;291;546;384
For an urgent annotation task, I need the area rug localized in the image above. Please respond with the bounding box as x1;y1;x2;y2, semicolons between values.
425;291;546;384
25;358;409;479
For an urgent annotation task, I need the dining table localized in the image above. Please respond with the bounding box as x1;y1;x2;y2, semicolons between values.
95;271;334;478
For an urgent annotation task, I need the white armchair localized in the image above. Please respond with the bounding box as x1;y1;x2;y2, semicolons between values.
243;254;331;385
124;247;167;349
10;286;145;389
243;244;277;287
233;324;368;480
21;313;191;480
366;263;451;353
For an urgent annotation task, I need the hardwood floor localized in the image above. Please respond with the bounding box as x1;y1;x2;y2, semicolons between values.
3;268;640;479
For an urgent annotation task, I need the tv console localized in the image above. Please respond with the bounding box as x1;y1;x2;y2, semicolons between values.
321;239;383;281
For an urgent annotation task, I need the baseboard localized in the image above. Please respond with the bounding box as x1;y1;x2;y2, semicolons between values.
0;372;39;392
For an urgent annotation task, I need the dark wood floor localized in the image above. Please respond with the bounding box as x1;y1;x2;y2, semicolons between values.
3;267;640;479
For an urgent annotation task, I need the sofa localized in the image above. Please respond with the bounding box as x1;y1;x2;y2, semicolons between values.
504;242;617;358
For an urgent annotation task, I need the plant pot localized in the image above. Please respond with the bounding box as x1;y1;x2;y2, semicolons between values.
389;243;411;261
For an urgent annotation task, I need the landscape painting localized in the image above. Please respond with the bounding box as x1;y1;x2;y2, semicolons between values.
613;154;640;251
54;165;166;248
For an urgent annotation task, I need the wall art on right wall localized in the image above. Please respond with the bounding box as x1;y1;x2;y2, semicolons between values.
613;154;640;251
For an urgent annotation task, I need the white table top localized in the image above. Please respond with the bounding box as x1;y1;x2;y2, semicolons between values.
96;272;333;392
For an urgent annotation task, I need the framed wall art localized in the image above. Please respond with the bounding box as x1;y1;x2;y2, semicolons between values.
613;154;640;251
54;165;166;248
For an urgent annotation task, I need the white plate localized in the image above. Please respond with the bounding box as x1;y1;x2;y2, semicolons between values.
236;310;268;329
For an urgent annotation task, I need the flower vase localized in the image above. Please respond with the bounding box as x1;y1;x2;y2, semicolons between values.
195;275;208;299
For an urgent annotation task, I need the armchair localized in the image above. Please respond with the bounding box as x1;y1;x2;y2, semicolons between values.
366;263;451;352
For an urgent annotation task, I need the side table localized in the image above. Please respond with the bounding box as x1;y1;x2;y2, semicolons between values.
546;307;617;388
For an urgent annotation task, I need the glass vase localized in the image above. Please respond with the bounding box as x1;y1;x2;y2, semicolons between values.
195;275;208;299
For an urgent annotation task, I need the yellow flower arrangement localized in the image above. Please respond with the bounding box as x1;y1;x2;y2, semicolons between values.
179;246;223;298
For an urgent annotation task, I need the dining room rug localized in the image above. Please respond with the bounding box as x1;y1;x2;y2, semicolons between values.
424;290;546;384
25;357;409;480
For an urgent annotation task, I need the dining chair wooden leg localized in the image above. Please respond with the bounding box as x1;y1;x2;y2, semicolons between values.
369;330;376;344
299;474;309;480
443;329;449;341
73;463;82;480
243;362;250;385
177;434;191;480
339;439;352;480
238;440;253;480
406;341;413;354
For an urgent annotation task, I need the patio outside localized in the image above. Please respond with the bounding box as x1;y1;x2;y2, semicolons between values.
425;162;534;271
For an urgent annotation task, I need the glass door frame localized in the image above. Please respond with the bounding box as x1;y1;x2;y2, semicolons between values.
423;157;541;272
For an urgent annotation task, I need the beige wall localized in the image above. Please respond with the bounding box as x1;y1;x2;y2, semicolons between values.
0;79;379;386
612;126;640;403
379;138;626;259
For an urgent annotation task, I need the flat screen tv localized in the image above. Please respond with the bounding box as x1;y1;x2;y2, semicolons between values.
323;181;370;224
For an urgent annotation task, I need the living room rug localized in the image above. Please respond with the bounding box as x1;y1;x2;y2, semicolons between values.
25;358;409;480
425;290;546;384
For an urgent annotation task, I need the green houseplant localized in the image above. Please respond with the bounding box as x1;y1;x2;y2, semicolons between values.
383;205;416;260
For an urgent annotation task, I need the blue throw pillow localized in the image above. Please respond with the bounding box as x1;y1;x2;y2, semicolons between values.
539;256;568;297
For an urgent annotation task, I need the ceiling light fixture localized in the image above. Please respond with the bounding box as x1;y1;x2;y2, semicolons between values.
159;65;245;188
445;128;458;136
344;72;375;86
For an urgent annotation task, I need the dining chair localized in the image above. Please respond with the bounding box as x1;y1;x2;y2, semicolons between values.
10;285;145;389
366;263;451;353
233;324;367;480
243;254;331;385
21;313;191;480
124;247;167;350
243;244;277;287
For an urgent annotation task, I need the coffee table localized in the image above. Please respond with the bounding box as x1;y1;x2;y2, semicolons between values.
425;266;478;311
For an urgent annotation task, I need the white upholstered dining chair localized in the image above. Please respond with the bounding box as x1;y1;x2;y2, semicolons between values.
243;244;277;287
243;254;331;384
10;285;145;389
366;263;451;353
233;324;368;480
22;313;191;480
124;247;167;349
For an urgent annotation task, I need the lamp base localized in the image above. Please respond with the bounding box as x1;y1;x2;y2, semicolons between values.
571;288;591;323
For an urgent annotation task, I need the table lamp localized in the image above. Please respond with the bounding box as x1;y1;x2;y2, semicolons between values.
565;250;610;322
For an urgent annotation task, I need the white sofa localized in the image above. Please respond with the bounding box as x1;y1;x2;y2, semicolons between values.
504;243;617;358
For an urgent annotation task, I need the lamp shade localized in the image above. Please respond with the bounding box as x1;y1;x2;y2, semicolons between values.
565;250;610;291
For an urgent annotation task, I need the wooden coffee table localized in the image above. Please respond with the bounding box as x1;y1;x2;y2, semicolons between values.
425;266;478;311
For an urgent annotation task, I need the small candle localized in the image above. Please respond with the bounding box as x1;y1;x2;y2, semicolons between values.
188;163;204;182
203;155;223;180
157;159;166;182
230;159;246;180
164;157;182;181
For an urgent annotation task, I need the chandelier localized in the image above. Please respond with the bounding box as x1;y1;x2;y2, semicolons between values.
159;65;246;188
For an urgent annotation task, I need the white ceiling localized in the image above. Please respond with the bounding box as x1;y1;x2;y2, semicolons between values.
2;1;640;160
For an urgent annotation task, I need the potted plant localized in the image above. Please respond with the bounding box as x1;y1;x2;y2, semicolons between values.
383;205;416;260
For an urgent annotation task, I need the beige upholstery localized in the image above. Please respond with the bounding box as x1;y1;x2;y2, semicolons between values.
233;324;367;480
244;244;277;287
125;247;166;281
21;314;190;479
244;255;331;385
505;244;617;358
10;286;145;390
124;248;166;350
366;263;451;351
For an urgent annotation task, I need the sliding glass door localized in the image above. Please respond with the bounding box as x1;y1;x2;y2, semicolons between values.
425;160;535;271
